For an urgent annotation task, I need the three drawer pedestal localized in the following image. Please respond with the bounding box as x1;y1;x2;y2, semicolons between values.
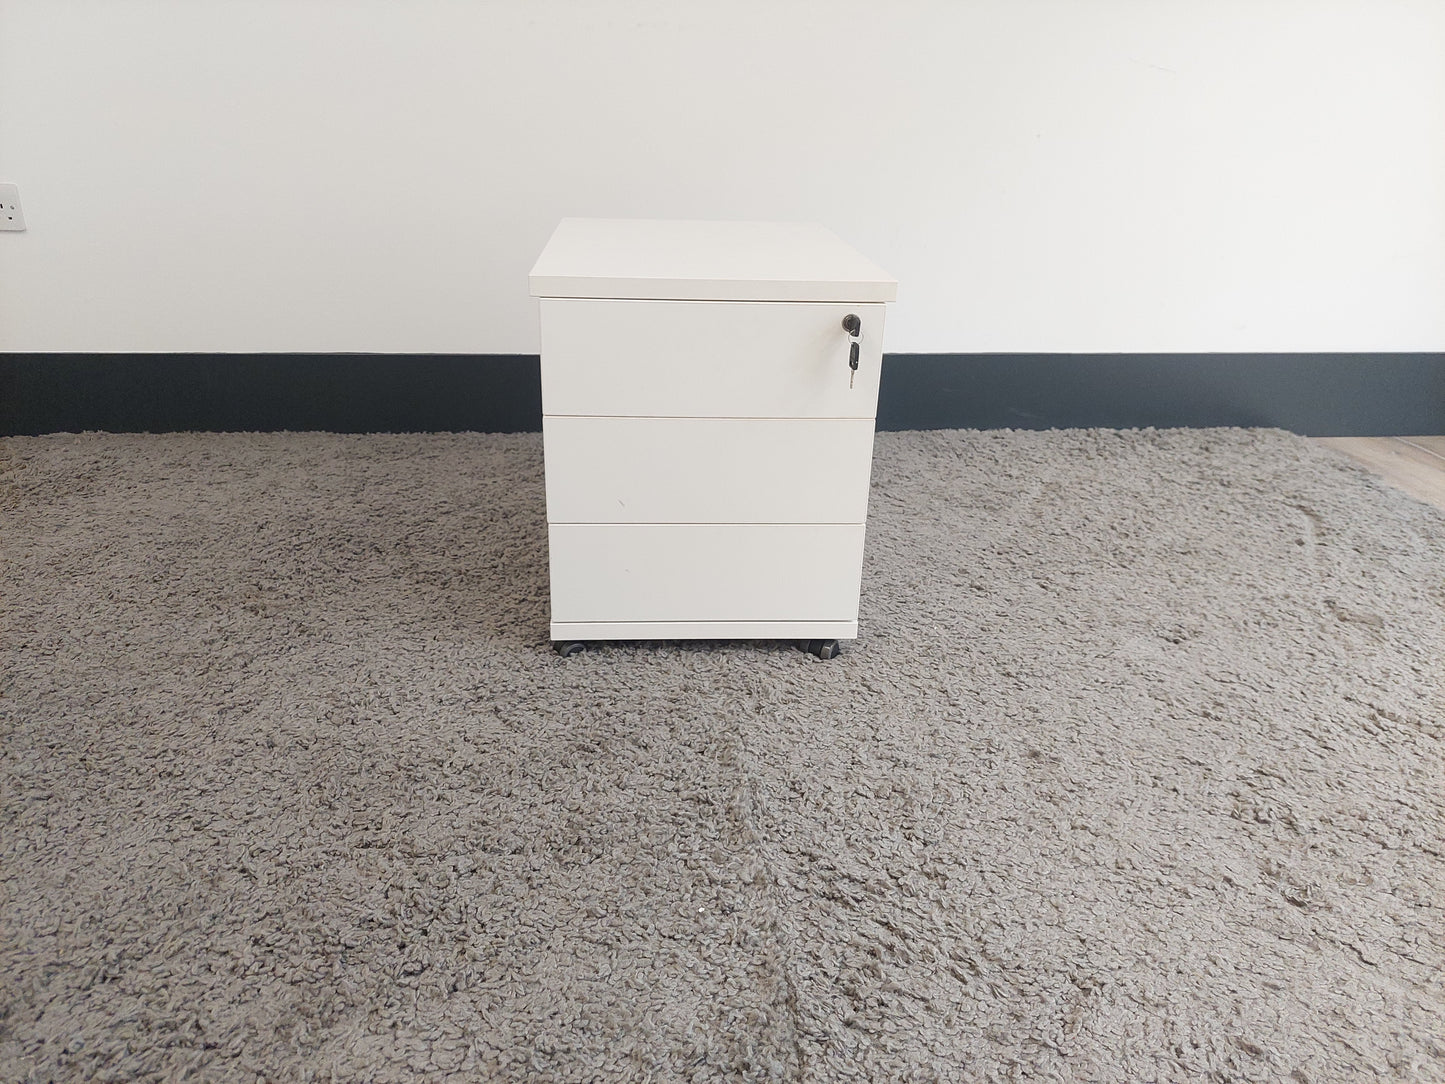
529;219;896;655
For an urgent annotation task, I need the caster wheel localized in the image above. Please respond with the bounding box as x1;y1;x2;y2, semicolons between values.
802;639;842;660
555;641;587;658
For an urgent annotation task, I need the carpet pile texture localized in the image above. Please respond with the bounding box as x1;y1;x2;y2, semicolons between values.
2;428;1443;1082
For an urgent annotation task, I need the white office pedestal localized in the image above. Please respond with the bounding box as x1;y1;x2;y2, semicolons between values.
529;218;896;658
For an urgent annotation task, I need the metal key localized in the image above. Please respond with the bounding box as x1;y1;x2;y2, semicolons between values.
843;314;862;389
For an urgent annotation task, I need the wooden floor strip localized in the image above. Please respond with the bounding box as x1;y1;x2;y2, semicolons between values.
1398;436;1445;462
1314;437;1445;512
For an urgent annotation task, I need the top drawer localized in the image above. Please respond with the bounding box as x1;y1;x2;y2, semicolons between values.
539;299;885;419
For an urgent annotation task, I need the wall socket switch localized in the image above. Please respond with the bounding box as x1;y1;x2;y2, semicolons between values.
0;184;27;231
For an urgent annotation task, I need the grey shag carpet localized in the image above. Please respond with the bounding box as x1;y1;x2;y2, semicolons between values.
2;428;1443;1083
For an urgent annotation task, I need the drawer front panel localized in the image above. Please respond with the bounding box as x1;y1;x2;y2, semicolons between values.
539;299;885;419
548;524;866;623
543;416;876;524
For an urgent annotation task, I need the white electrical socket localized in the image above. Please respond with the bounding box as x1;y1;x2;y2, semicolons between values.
0;184;26;231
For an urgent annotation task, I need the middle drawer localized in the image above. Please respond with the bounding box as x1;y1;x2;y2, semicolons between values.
543;416;876;524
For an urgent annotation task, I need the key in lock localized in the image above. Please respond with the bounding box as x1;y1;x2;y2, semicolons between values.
842;314;862;388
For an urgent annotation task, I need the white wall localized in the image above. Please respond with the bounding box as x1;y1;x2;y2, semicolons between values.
1;0;1442;354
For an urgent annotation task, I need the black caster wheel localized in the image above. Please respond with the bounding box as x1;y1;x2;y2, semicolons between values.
801;639;842;660
555;641;587;658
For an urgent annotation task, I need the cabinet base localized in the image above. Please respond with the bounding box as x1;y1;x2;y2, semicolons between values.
550;619;857;641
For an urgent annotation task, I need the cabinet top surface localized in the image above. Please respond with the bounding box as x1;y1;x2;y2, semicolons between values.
529;218;897;303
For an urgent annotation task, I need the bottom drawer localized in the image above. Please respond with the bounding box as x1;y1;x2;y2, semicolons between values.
548;523;866;624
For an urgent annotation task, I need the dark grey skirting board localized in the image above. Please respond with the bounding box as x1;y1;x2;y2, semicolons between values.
876;353;1445;434
2;352;1441;436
